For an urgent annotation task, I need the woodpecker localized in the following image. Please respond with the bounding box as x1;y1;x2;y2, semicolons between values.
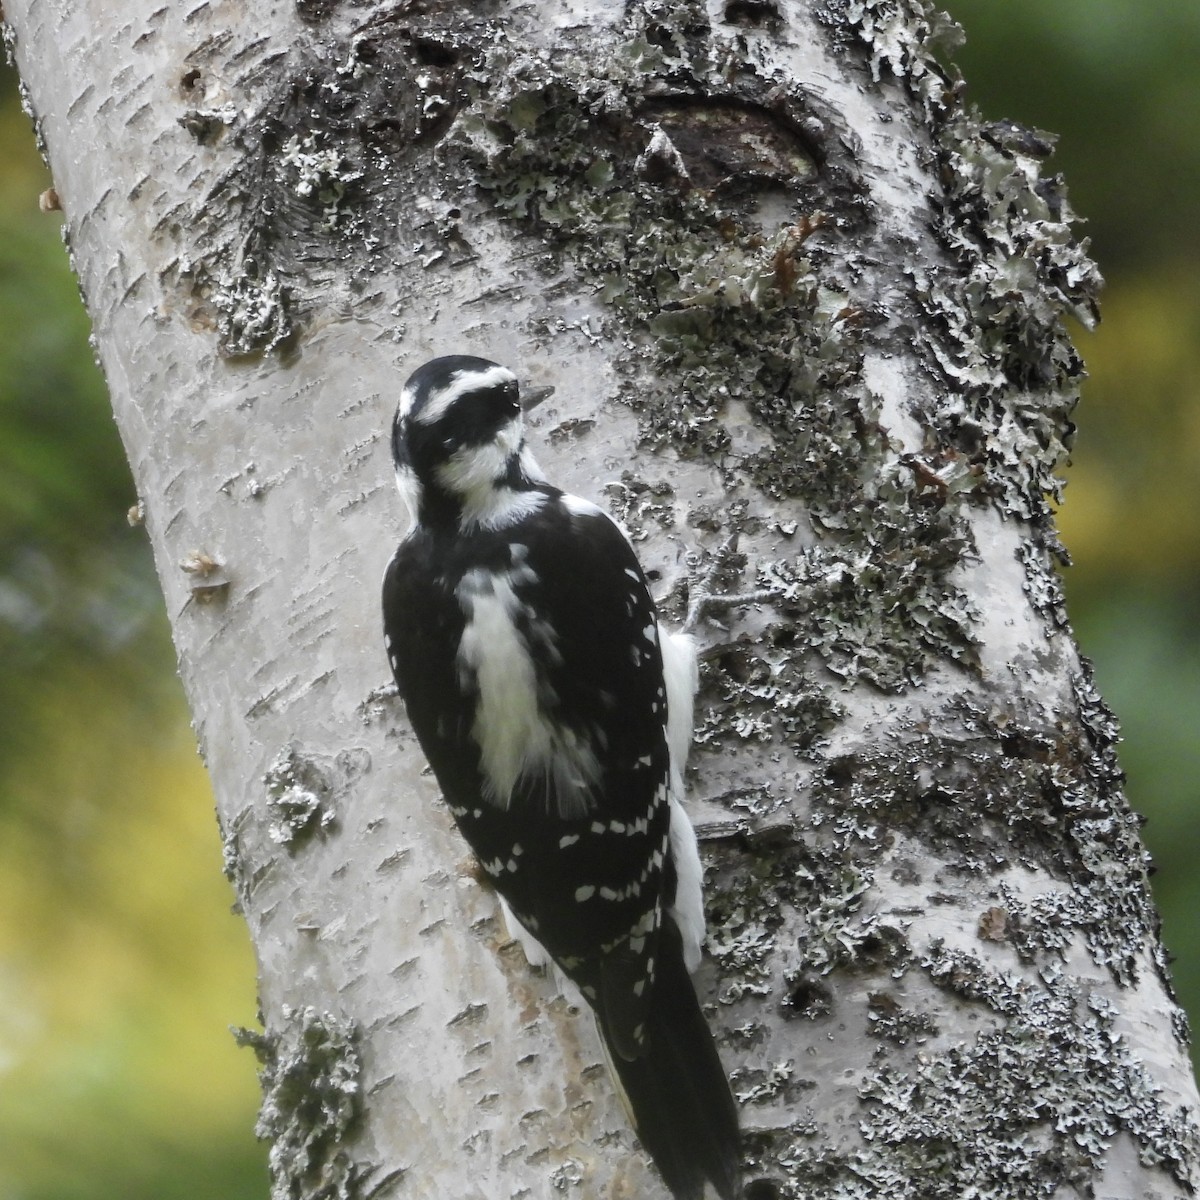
382;355;740;1200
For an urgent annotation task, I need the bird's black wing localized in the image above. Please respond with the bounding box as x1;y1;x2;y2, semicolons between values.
383;497;673;1052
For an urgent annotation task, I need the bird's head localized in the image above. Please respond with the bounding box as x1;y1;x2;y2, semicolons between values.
391;355;552;529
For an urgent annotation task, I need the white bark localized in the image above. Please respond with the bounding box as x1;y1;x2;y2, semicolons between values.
6;0;1197;1198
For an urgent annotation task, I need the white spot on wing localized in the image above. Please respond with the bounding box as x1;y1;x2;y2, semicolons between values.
575;885;595;902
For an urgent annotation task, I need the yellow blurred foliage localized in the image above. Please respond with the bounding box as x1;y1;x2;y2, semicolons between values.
1059;270;1200;577
0;669;262;1195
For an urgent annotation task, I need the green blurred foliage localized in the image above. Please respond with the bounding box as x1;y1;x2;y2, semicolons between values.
0;78;164;778
941;0;1200;272
1;4;1198;1195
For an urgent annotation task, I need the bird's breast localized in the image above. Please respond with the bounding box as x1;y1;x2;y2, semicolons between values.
455;563;600;819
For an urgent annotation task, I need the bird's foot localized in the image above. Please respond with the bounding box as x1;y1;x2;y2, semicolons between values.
683;532;775;633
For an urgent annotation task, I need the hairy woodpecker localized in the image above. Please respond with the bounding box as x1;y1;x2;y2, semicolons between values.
382;356;740;1200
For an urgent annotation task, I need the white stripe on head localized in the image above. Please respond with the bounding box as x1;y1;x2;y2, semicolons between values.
434;416;531;528
413;364;517;427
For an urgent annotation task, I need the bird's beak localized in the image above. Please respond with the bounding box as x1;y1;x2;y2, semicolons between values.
521;383;556;413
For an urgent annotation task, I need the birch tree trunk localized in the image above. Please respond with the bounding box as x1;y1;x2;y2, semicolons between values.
7;0;1198;1197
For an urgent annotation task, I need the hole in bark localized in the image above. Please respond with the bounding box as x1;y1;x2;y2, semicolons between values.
744;1181;782;1200
825;755;857;788
854;926;909;970
782;973;831;1019
723;0;781;25
640;99;818;190
180;68;202;92
401;28;460;67
711;647;754;683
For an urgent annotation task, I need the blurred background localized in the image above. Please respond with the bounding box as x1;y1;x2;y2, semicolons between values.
0;4;1196;1196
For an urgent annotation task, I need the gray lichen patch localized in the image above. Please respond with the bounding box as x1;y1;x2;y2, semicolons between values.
864;990;938;1046
176;10;491;355
1016;533;1072;634
264;744;338;849
235;1007;363;1200
754;509;980;692
699;663;1184;1187
694;633;846;753
701;666;1192;1190
820;0;1102;529
883;946;1200;1196
731;1058;816;1108
810;691;1162;990
917;114;1100;526
262;744;370;851
453;44;862;499
212;259;292;358
704;831;905;1014
599;474;678;543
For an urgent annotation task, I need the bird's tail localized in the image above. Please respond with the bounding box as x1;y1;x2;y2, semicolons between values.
597;918;741;1200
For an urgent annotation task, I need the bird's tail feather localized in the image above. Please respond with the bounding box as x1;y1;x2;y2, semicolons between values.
598;919;740;1200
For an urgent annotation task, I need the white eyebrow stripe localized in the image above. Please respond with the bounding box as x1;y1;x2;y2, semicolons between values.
412;365;517;426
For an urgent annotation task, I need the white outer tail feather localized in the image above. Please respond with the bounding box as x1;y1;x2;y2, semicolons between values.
659;627;704;973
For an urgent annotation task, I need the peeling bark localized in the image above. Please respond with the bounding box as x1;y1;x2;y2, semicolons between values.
6;0;1197;1197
